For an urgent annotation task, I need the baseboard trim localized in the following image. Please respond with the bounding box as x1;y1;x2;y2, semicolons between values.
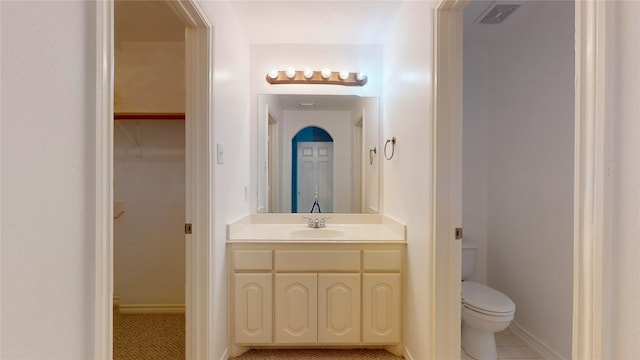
118;303;185;314
113;296;120;307
510;321;566;360
403;347;414;360
220;348;229;360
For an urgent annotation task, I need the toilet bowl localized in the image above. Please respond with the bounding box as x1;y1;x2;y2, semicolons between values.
461;281;515;360
461;240;516;360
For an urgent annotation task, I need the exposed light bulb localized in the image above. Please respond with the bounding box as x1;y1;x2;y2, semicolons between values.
303;68;314;79
339;71;349;80
356;72;367;81
268;69;279;79
321;68;332;79
286;68;296;79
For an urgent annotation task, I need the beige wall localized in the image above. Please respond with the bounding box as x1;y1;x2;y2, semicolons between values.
115;41;185;113
113;121;186;306
113;40;186;307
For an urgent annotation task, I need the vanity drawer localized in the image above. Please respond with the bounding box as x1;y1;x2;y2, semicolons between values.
275;250;360;272
363;250;402;271
233;250;273;271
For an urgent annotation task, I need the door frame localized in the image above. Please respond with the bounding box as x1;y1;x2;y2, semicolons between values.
431;0;606;358
431;1;465;358
94;1;213;358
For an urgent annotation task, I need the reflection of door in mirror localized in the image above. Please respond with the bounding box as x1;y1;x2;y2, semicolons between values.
292;126;334;213
354;117;363;213
296;142;333;213
267;114;278;212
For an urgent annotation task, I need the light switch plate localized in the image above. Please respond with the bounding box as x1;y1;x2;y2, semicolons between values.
216;143;223;164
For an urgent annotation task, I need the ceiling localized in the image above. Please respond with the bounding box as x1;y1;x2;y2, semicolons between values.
229;1;404;45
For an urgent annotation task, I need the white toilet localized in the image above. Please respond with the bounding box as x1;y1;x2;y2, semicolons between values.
461;240;516;360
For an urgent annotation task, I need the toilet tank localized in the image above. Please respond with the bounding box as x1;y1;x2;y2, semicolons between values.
461;240;478;281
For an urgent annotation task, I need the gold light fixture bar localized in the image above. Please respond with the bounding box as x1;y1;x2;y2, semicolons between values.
266;70;367;86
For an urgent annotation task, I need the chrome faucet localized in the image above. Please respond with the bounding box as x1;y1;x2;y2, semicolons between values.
303;216;330;228
309;192;321;213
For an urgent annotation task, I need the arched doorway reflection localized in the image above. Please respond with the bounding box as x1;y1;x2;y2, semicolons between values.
291;126;334;213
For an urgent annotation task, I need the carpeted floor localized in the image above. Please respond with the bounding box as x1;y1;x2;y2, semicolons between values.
113;308;185;360
113;308;403;359
230;349;404;359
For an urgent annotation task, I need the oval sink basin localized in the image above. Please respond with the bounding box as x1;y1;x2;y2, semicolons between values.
289;229;344;238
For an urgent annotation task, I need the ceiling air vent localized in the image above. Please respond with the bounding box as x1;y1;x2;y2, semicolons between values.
475;2;522;25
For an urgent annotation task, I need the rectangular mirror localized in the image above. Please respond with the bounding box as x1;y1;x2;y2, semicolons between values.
257;94;380;213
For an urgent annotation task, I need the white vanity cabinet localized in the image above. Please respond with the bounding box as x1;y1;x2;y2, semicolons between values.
318;273;361;343
232;250;273;344
228;242;405;355
275;273;318;343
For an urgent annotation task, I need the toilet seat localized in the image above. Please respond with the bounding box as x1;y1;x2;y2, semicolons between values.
462;281;515;316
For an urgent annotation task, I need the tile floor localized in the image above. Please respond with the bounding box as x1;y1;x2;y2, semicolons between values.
462;327;545;360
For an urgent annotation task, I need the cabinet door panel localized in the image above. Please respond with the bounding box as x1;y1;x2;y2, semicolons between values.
275;273;317;344
318;274;361;343
363;273;401;343
234;273;272;344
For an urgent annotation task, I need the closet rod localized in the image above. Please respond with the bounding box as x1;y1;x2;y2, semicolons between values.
114;113;185;120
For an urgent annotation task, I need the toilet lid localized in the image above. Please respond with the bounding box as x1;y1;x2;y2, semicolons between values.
462;281;515;314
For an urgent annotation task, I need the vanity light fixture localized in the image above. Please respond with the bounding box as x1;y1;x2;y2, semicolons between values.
265;68;368;86
303;68;314;79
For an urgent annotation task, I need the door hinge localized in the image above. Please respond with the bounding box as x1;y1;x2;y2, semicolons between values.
185;223;192;235
455;227;463;240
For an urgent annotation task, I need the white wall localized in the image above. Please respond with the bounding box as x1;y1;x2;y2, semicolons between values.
382;2;434;359
256;95;283;212
463;1;574;358
0;1;96;358
198;2;251;358
354;97;380;213
604;2;640;358
113;121;185;306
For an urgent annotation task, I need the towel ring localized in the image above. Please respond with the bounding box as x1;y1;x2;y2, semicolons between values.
384;137;396;160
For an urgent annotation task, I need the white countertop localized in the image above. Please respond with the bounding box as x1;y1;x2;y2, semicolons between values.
227;214;406;243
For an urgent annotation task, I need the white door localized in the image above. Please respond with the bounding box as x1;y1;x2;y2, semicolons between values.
297;142;333;213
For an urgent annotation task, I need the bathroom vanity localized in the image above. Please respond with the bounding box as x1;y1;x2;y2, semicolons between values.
227;214;406;357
